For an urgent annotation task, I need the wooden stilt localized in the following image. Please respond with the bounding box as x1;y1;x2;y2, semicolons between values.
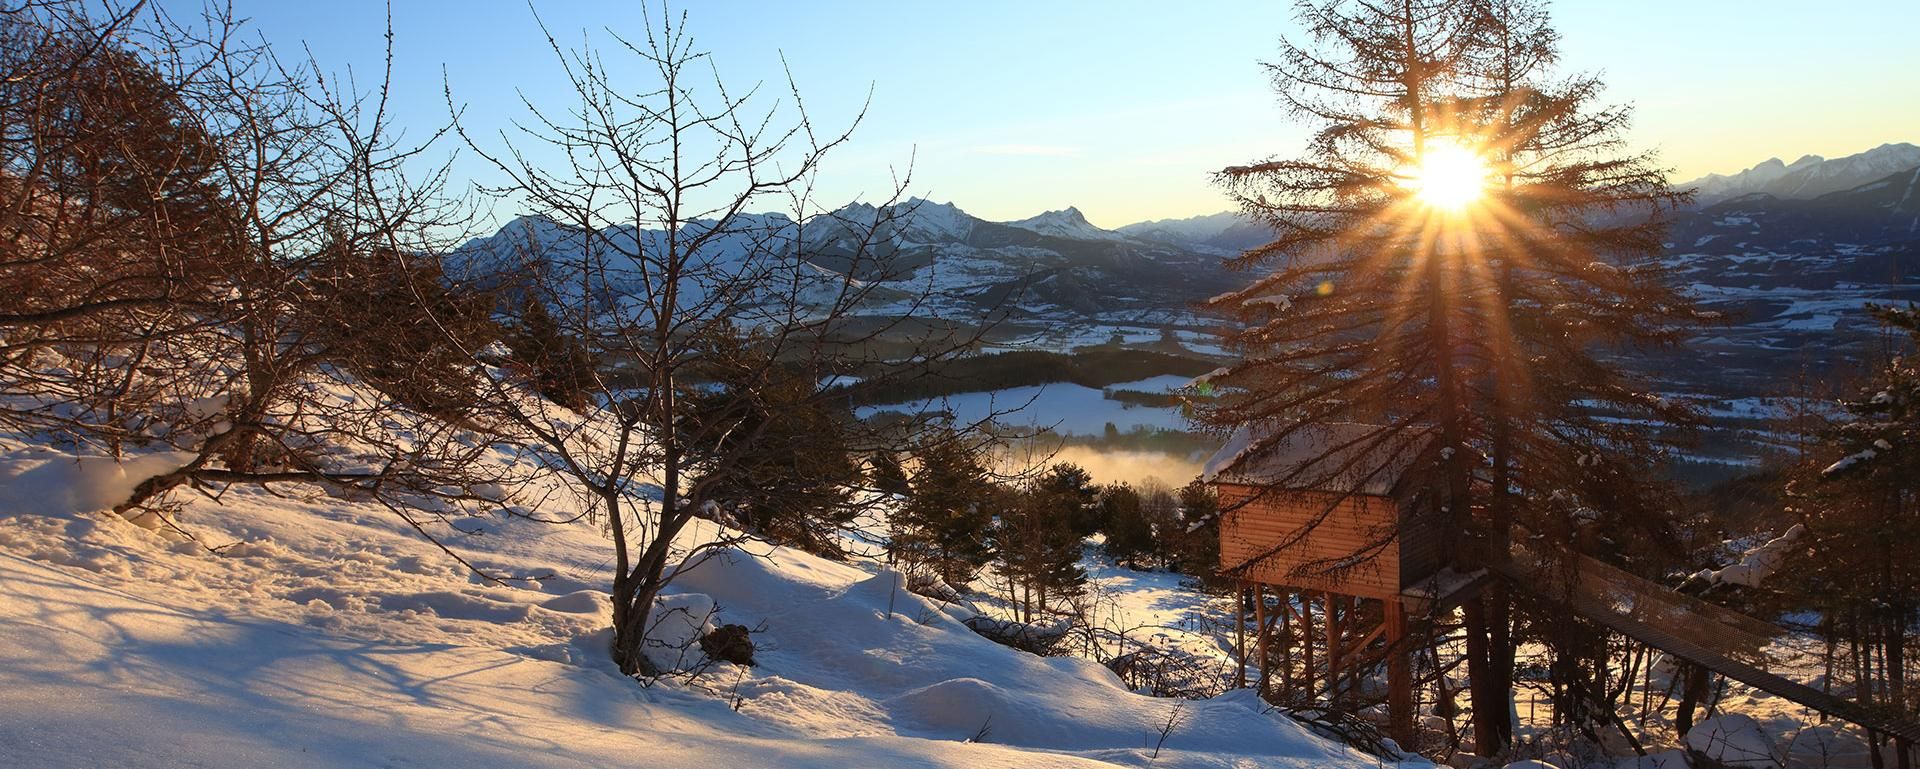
1302;590;1316;699
1387;598;1414;746
1280;590;1295;700
1255;584;1271;699
1326;592;1342;704
1234;582;1248;689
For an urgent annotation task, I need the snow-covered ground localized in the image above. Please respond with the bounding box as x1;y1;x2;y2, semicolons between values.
857;375;1194;436
0;430;1399;768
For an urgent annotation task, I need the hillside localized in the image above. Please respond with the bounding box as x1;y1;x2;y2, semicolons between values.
0;430;1387;769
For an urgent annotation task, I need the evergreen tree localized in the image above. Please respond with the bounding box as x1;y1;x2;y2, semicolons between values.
306;242;499;420
1788;303;1920;737
893;436;997;588
502;296;597;411
869;450;911;497
1033;462;1102;536
687;329;864;559
993;483;1088;623
1170;480;1225;587
1100;483;1155;566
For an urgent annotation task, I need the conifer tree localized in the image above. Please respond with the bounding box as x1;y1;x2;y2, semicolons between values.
893;436;998;588
1100;482;1155;566
993;482;1088;622
687;328;865;559
1034;462;1102;536
1171;480;1225;587
1207;0;1702;753
869;451;911;497
501;296;597;412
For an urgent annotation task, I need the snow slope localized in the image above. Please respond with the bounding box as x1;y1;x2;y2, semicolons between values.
0;432;1402;768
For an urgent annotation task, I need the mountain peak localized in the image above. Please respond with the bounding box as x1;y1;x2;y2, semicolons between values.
1680;141;1920;205
1004;207;1122;241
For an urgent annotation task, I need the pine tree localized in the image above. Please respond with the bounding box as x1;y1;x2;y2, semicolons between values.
306;242;498;420
1100;483;1155;567
893;436;998;588
1789;303;1920;736
993;483;1088;623
1034;462;1102;536
1171;480;1225;587
687;328;864;559
502;296;597;412
869;450;911;497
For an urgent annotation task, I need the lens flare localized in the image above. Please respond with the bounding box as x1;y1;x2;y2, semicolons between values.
1406;143;1491;212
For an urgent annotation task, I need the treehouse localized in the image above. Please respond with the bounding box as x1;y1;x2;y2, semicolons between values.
1208;423;1920;754
1205;422;1451;744
1209;422;1445;600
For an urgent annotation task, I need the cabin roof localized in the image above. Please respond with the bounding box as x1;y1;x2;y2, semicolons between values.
1203;421;1435;497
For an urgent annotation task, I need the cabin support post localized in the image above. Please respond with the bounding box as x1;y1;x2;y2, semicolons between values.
1387;598;1413;747
1280;590;1295;699
1302;590;1316;699
1254;584;1271;699
1234;581;1248;689
1326;592;1342;704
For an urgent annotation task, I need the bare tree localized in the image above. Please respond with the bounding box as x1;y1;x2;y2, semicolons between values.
444;6;995;675
0;1;517;575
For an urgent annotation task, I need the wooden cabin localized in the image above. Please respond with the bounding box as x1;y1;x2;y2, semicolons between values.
1210;422;1444;598
1205;422;1444;742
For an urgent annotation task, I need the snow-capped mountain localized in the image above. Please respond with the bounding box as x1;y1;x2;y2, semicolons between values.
449;210;878;324
454;199;1242;349
1679;142;1920;205
1117;211;1276;254
1003;207;1125;241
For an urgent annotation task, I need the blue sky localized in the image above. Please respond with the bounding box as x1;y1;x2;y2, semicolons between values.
203;1;1918;227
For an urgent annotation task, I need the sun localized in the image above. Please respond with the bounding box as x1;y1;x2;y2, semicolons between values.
1405;143;1492;212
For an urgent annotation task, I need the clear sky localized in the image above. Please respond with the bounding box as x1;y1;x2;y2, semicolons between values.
187;1;1918;228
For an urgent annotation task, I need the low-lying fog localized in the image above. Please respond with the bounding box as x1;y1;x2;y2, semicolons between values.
1010;444;1208;489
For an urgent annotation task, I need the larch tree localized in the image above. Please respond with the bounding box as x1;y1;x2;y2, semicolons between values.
1204;0;1701;755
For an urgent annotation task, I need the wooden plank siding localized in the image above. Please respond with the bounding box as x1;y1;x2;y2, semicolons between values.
1217;484;1404;599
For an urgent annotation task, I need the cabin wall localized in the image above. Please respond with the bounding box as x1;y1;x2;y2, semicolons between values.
1216;484;1402;599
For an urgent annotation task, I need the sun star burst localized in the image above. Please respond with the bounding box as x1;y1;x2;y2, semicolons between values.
1407;143;1491;212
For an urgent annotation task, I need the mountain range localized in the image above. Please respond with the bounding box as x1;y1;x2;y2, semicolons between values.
1675;142;1920;205
454;199;1240;351
459;142;1920;404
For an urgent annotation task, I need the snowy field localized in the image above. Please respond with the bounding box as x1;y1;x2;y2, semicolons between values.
858;375;1196;436
0;431;1394;769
